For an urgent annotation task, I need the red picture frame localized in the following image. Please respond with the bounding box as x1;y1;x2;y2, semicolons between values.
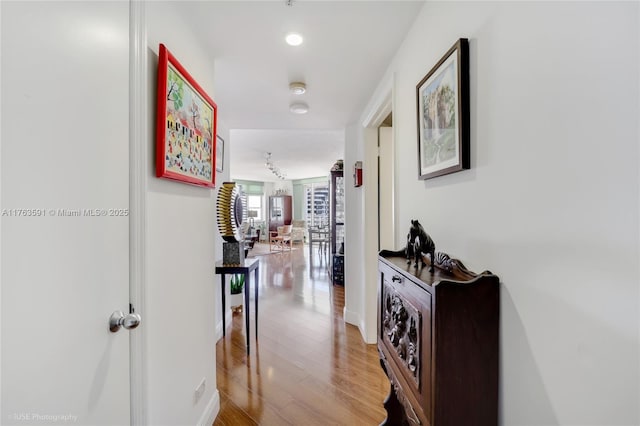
156;44;217;187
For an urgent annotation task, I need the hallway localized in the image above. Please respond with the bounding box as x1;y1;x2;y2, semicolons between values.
214;244;388;425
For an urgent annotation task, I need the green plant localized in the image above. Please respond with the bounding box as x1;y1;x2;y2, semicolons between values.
230;274;245;295
167;68;184;110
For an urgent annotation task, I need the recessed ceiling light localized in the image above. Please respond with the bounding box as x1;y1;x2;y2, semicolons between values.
289;82;306;95
285;33;303;46
290;102;309;114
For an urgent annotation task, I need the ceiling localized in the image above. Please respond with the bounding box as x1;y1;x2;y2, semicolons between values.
187;0;424;182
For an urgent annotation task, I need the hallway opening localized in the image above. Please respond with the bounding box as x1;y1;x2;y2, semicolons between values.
214;246;388;425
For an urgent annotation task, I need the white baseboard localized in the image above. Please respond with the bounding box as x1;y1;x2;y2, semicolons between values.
215;310;233;342
343;306;359;326
344;307;376;344
197;390;220;426
360;318;376;344
215;319;224;341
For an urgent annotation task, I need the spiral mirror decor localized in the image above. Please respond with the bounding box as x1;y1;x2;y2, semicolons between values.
216;182;247;243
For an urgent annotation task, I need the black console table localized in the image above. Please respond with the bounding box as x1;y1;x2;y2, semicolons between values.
215;258;260;355
378;251;499;426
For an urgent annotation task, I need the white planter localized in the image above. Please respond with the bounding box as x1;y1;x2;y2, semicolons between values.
229;292;243;313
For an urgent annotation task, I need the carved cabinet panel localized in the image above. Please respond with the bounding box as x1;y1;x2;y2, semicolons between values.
382;283;421;386
379;261;432;425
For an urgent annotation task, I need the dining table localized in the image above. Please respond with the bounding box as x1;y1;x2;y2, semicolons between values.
307;227;330;261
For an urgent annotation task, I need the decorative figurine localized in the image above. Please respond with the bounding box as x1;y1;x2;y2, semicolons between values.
405;220;435;272
216;182;248;266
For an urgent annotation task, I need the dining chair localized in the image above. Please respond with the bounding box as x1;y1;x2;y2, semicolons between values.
291;220;306;246
308;226;329;257
269;225;292;252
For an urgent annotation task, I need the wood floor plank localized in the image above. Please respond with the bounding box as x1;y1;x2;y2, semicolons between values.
214;391;258;426
214;247;388;425
290;374;385;425
277;400;333;426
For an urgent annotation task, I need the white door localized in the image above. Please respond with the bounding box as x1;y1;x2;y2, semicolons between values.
1;1;132;424
378;126;395;250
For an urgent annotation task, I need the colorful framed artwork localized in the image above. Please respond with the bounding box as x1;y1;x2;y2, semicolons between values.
216;134;224;172
416;38;469;180
156;43;217;187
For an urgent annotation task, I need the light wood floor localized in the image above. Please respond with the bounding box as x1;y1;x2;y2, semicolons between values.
214;243;389;425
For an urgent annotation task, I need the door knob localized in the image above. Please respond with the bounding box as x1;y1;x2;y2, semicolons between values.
109;310;141;332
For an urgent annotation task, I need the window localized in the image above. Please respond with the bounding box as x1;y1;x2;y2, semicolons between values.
304;183;329;228
247;194;262;221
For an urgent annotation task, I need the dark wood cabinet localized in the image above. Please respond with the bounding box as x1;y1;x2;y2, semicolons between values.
378;251;499;426
330;169;344;254
330;170;344;285
268;195;292;232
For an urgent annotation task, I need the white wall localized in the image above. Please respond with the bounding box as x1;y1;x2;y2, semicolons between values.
263;181;275;198
378;127;395;250
273;180;294;195
638;4;640;421
214;124;230;344
344;124;366;326
146;3;221;424
350;1;640;425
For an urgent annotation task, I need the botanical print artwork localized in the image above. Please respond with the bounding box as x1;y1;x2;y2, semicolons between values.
164;63;214;181
416;38;468;181
419;54;459;174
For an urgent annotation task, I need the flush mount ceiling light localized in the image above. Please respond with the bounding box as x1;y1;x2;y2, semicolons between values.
289;82;306;95
285;33;303;46
289;102;309;114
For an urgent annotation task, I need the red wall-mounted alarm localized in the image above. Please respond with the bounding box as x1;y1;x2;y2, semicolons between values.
354;161;363;187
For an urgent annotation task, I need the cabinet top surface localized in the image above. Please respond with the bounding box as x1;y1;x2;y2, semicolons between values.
378;253;498;287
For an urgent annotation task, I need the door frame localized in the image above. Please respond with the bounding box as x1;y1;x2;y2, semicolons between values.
129;1;147;424
360;73;395;343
